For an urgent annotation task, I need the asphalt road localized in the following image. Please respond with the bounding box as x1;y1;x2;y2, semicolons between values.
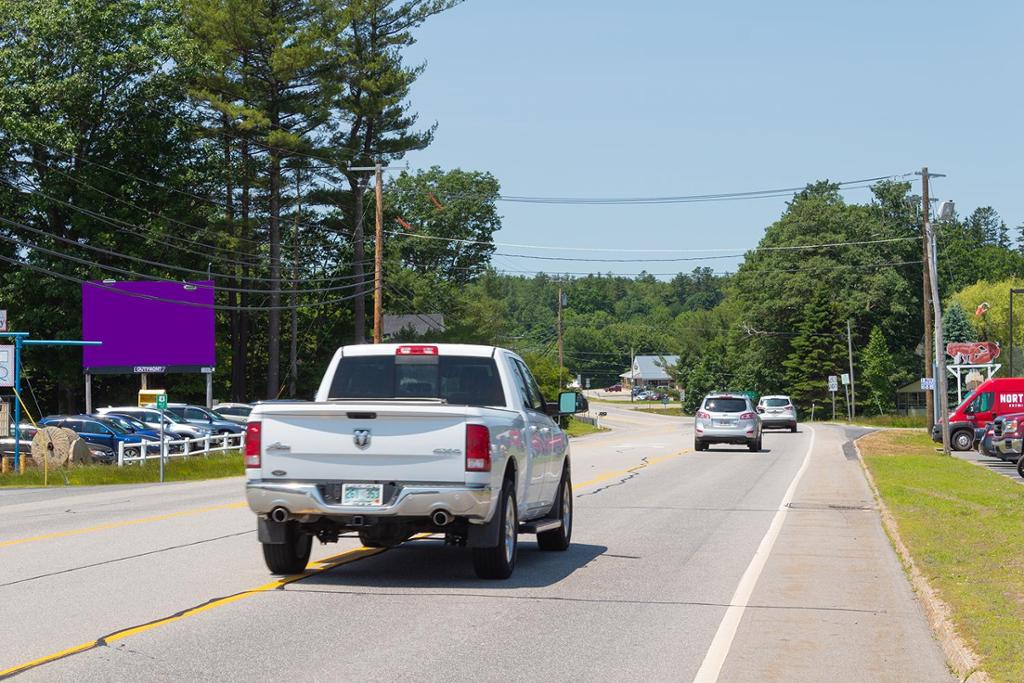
0;406;951;681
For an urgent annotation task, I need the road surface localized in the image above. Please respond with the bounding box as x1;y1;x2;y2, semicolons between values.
0;405;950;681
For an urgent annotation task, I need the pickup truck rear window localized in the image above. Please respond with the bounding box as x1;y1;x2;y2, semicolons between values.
328;356;507;407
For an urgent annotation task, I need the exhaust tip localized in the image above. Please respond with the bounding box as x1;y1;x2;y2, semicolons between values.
432;509;453;526
270;507;289;523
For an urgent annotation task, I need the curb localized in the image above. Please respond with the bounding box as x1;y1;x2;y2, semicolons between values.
853;435;990;683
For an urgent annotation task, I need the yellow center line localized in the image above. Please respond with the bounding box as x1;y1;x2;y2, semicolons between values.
573;448;690;491
0;502;247;549
0;543;385;680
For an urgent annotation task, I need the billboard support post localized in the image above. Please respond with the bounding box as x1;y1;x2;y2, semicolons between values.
206;373;213;410
85;373;92;414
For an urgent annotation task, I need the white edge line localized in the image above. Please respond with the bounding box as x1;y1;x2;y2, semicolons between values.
691;425;817;683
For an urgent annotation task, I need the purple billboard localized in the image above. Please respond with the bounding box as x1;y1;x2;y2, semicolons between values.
82;280;215;374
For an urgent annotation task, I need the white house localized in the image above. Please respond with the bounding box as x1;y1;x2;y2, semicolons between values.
619;354;679;389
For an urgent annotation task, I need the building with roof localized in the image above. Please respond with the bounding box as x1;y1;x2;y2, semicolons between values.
619;354;679;389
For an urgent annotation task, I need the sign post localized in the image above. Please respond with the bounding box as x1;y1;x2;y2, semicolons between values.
156;393;168;483
828;375;838;420
841;373;851;420
0;310;7;332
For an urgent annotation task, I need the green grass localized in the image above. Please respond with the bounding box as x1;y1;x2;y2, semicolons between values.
827;414;928;428
860;430;1024;681
0;452;244;487
628;406;688;416
565;419;608;438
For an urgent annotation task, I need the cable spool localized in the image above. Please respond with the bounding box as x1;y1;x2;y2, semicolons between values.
31;427;74;467
67;437;93;465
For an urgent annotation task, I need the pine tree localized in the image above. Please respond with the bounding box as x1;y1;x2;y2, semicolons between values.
943;302;975;344
782;295;846;411
862;326;897;415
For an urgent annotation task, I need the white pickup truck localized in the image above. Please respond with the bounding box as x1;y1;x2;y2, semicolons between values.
245;343;588;579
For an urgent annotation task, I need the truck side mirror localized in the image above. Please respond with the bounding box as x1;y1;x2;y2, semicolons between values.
558;391;587;414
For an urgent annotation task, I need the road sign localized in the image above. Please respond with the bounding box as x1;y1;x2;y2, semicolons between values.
0;309;6;332
156;394;168;410
828;375;838;392
841;373;850;385
0;345;13;388
921;377;936;391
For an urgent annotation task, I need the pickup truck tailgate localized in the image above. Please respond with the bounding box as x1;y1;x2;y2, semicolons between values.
258;407;473;482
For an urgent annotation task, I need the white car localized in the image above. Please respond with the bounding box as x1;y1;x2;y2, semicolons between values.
245;343;587;580
756;395;798;432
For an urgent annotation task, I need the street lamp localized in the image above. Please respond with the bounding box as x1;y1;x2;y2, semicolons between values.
1010;289;1024;376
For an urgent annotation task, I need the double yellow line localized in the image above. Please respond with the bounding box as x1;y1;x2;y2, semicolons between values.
0;449;690;679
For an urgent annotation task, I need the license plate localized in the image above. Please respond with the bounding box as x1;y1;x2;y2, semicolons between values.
341;483;384;507
714;419;735;427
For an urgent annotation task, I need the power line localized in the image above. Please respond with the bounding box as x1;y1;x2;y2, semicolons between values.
0;253;375;311
0;215;374;286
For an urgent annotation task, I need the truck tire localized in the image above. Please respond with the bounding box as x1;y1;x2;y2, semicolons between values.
1017;455;1024;480
951;429;974;452
538;468;573;551
262;521;312;575
694;439;707;452
472;480;517;579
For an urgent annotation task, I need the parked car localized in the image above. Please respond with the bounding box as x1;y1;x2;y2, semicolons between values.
99;413;182;453
756;395;798;432
212;402;252;424
246;343;586;579
40;415;159;458
932;377;1024;451
605;384;622;392
0;423;37;459
694;393;762;452
164;404;244;435
95;406;215;440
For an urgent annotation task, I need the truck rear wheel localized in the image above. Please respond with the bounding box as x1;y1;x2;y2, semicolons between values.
262;521;312;575
472;481;517;579
537;468;572;551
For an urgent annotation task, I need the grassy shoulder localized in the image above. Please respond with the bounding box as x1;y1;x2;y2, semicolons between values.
565;419;608;438
0;452;243;487
860;430;1024;681
824;414;927;428
628;406;687;416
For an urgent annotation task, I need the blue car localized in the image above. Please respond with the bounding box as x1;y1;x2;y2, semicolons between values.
40;415;159;458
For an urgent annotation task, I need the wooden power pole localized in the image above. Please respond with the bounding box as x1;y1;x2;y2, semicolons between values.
921;166;934;432
557;284;564;386
373;163;384;344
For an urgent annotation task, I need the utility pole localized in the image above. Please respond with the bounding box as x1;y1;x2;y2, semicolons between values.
557;284;564;387
349;163;406;344
630;345;635;403
289;168;301;397
920;167;934;433
847;320;856;420
926;206;952;456
373;163;384;343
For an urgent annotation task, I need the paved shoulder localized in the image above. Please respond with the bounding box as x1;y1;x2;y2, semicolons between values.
717;425;952;682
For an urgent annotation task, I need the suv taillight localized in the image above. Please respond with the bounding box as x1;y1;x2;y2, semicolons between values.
697;410;710;419
740;412;755;420
465;424;491;472
245;422;261;468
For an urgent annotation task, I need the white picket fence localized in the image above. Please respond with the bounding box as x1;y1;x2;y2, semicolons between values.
117;432;244;466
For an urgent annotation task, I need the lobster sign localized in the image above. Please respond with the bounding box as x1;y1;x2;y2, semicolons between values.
946;341;1001;365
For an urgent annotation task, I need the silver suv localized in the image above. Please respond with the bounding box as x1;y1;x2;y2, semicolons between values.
756;395;798;432
694;393;762;452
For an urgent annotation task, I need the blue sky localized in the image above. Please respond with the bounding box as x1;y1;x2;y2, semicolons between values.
403;1;1023;277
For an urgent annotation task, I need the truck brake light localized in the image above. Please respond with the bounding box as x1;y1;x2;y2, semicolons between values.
465;424;491;471
697;410;710;419
245;422;261;468
740;412;755;420
396;345;438;356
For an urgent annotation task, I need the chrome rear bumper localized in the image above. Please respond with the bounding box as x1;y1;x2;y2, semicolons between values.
246;480;496;522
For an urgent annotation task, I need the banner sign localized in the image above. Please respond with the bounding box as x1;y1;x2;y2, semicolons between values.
946;341;1000;365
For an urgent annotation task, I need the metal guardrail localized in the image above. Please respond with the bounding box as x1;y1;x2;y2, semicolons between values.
117;432;244;466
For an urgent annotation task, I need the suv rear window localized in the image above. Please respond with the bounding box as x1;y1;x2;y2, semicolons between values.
764;398;789;407
329;355;507;407
704;397;747;413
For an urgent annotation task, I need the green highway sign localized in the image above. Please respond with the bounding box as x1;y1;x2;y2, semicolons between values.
156;394;168;410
